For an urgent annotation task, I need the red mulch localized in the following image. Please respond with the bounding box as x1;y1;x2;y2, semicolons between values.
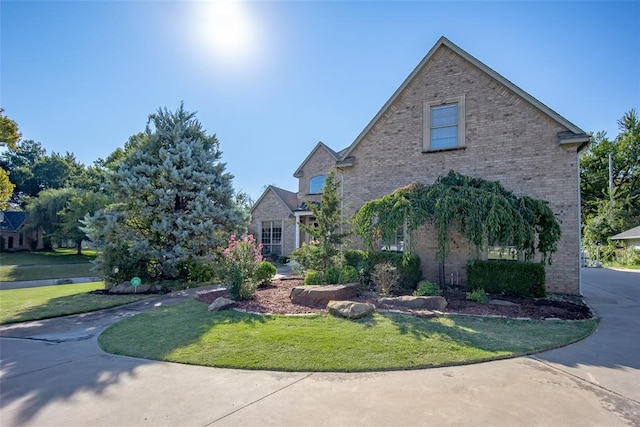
196;278;593;320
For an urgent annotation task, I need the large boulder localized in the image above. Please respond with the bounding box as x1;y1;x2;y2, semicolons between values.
378;295;448;311
208;297;236;312
290;283;359;307
327;300;375;319
196;287;231;304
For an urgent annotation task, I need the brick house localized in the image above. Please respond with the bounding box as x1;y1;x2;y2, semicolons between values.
249;37;589;295
0;211;44;251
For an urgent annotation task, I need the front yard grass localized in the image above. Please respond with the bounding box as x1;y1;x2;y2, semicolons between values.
0;248;98;282
0;282;151;324
99;300;598;372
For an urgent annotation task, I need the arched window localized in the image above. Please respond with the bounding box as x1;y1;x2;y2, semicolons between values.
309;175;326;194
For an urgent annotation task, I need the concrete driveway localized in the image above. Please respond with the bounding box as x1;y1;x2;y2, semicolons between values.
1;268;638;426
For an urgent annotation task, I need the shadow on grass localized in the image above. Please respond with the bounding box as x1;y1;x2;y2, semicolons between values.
1;292;151;325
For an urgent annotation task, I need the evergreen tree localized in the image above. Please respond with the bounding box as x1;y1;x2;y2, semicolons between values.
84;104;240;281
293;169;349;271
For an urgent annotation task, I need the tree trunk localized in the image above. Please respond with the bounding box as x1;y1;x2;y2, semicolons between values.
76;240;82;255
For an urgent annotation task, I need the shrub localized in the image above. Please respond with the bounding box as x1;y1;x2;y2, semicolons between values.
325;266;341;284
304;270;323;286
371;262;400;295
338;265;359;284
255;261;277;286
222;234;263;300
466;288;489;304
618;247;640;267
414;280;441;296
372;252;422;291
291;242;327;271
178;257;216;283
344;249;369;268
467;260;546;298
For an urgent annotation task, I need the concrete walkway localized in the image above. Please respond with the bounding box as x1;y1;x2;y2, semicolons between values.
0;269;638;426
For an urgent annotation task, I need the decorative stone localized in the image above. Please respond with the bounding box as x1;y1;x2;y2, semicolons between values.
290;283;359;307
327;300;375;319
196;287;231;303
208;297;236;312
109;282;151;294
489;299;519;307
378;295;448;311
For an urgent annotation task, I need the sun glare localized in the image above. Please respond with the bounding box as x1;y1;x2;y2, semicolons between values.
191;0;258;66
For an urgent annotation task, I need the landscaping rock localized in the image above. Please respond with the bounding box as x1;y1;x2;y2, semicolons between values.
489;299;520;307
109;282;152;294
290;283;359;307
327;300;375;319
196;287;231;303
378;295;448;311
208;297;236;312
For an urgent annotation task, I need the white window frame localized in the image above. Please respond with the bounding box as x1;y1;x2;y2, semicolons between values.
309;175;326;194
423;95;466;152
261;220;283;256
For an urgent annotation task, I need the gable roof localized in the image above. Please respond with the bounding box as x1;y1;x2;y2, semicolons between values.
251;185;299;214
293;141;340;178
340;36;589;160
611;225;640;240
0;211;28;232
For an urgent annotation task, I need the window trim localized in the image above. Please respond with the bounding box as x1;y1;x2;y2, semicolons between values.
308;175;326;194
423;95;466;152
261;220;283;256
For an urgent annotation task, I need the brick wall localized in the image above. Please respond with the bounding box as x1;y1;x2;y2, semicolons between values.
338;45;581;294
297;146;339;204
249;190;296;257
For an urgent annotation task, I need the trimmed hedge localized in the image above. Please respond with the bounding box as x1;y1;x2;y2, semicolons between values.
344;249;422;291
467;260;546;298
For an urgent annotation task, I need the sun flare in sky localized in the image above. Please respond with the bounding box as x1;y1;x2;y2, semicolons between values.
190;0;258;67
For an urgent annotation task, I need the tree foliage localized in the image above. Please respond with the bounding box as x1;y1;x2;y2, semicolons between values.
580;109;640;261
292;168;349;272
0;108;21;151
354;170;561;264
0;140;84;206
84;104;242;282
25;187;77;250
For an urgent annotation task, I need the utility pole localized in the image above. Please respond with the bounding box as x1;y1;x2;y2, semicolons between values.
609;152;614;201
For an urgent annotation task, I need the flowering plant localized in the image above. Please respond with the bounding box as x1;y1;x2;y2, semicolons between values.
222;234;264;300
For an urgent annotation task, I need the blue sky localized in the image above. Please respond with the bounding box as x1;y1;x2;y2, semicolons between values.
2;1;639;201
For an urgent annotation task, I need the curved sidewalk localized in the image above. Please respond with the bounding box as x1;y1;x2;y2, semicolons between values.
1;269;638;426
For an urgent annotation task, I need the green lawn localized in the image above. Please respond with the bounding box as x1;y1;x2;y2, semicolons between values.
99;300;598;372
0;282;151;324
0;248;98;282
0;248;98;265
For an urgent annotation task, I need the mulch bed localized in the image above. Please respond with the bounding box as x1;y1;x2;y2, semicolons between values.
197;278;594;320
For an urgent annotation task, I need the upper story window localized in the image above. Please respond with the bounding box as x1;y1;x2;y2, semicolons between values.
309;175;326;194
423;95;466;151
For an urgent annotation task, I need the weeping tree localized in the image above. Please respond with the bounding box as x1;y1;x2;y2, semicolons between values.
354;171;561;282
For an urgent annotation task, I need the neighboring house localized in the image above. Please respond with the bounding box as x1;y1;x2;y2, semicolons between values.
0;211;44;251
611;226;640;249
250;36;589;295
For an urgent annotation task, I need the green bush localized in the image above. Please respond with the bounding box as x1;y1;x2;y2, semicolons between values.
338;265;359;284
324;266;341;284
414;280;441;296
178;257;216;283
255;261;277;286
467;260;546;298
466;288;489;304
304;270;323;286
618;247;640;266
344;249;369;268
371;262;400;295
373;252;422;291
